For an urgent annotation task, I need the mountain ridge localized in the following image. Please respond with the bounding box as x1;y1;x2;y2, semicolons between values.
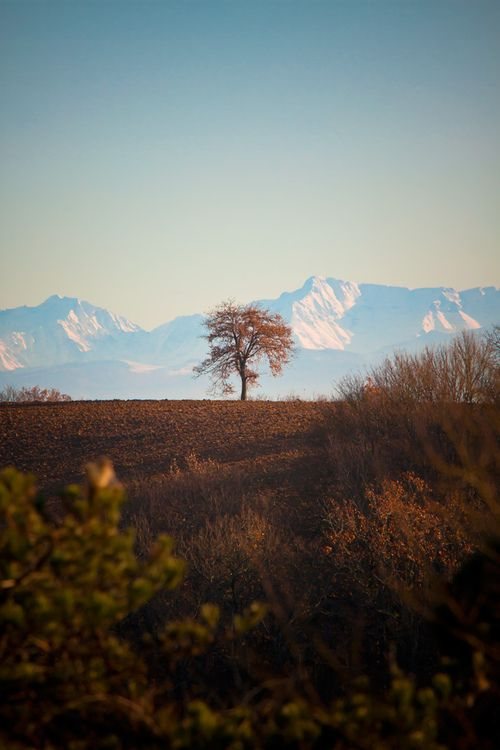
0;276;498;398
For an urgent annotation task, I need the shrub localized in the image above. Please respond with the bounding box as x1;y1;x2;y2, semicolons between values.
336;331;498;406
1;462;499;748
0;462;184;747
0;385;72;402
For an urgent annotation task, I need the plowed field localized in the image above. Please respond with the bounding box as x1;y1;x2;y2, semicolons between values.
0;400;327;493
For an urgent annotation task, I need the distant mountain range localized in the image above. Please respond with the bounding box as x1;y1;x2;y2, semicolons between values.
0;277;498;398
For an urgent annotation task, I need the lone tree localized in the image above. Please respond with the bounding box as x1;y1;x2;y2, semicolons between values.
194;300;294;400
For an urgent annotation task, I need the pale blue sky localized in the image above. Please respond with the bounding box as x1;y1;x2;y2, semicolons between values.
0;0;499;329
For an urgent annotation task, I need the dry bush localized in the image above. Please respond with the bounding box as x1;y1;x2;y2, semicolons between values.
323;473;474;592
323;332;499;504
2;464;499;749
317;388;499;679
119;333;499;698
320;395;433;500
180;506;321;621
0;384;72;402
180;508;282;615
121;404;497;690
371;400;499;522
316;473;477;680
122;451;252;558
337;331;498;406
123;455;329;686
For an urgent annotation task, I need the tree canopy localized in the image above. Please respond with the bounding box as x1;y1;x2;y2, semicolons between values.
194;301;294;400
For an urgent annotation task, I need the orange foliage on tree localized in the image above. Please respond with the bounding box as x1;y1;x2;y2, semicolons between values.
194;301;294;400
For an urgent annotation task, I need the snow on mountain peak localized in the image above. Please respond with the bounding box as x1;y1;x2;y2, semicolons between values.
38;295;141;335
109;312;140;333
57;308;104;352
421;311;435;333
458;311;481;329
289;276;357;350
257;276;497;353
0;340;23;370
419;295;482;335
0;295;143;370
53;299;142;353
442;288;462;307
0;279;498;378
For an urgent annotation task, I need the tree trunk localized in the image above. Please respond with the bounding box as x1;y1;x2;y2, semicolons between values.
240;374;247;401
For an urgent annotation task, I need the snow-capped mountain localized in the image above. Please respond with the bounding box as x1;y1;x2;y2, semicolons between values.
259;277;360;350
0;277;498;398
0;295;143;371
261;276;497;353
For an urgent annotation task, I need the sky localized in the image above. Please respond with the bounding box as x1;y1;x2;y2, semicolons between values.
0;0;499;330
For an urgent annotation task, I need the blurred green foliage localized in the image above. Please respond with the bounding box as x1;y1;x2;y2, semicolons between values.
1;466;498;748
0;466;184;748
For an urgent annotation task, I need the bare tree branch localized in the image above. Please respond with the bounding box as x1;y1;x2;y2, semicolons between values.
194;300;294;400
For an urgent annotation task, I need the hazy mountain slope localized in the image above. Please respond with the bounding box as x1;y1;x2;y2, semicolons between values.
148;314;206;367
0;277;498;398
259;276;498;353
0;295;143;370
0;350;365;400
0;360;209;400
259;277;360;350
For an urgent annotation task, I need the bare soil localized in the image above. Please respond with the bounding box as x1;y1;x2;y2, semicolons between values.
0;400;328;493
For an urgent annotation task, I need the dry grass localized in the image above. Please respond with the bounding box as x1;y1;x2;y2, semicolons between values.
1;396;497;692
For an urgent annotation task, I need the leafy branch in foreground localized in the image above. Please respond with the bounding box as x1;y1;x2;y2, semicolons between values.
1;462;499;748
0;462;184;747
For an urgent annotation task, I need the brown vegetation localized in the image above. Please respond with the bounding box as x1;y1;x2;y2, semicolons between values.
194;300;294;399
3;464;497;748
1;394;497;693
0;384;71;403
1;333;498;746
